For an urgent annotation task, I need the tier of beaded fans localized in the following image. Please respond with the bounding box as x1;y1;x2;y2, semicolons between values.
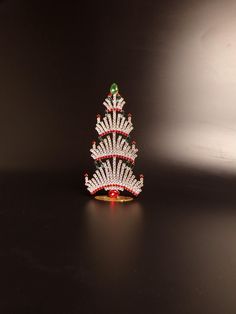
85;83;144;197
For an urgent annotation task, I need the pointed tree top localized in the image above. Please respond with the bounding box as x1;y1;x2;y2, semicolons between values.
110;83;119;95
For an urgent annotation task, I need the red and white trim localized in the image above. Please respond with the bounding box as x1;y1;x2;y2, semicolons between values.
90;184;139;197
95;110;133;137
95;154;135;164
99;130;129;137
106;108;122;112
103;93;125;111
90;133;138;164
85;159;143;196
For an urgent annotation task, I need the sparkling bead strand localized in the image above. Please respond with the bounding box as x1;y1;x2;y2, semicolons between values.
126;145;132;160
117;98;124;110
127;174;135;190
122;143;129;161
90;148;97;159
134;180;141;192
113;96;117;110
126;170;133;187
103;116;110;130
119;116;126;131
100;141;106;155
117;160;122;185
99;165;107;186
101;164;108;187
107;135;112;155
106;98;113;109
119;163;126;184
123;141;129;153
103;99;112;111
94;172;102;188
116;98;122;110
112;110;116;132
107;160;113;186
90;144;98;159
100;121;107;133
103;162;110;186
95;124;102;135
97;144;103;159
113;157;116;185
117;135;122;151
90;179;97;192
117;137;122;157
120;142;125;159
91;178;98;191
120;99;125;110
103;101;109;111
112;92;117;108
131;178;138;190
123;120;128;131
107;113;113;130
103;138;109;152
117;113;122;131
93;172;101;187
95;169;104;186
122;166;130;185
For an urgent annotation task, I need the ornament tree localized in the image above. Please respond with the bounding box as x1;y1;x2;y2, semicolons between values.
85;83;144;202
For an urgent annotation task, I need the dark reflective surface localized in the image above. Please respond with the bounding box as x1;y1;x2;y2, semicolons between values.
1;170;236;313
83;200;143;281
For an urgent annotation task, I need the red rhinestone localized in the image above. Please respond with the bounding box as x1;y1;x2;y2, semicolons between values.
108;189;120;199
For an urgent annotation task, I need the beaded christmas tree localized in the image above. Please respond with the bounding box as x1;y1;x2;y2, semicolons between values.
84;83;144;202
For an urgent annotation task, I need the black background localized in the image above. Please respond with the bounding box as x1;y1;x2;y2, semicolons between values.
1;1;236;313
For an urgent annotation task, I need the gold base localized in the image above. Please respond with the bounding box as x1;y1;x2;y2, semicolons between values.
95;195;133;202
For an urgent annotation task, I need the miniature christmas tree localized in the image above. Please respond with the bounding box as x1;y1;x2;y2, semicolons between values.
84;83;144;202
